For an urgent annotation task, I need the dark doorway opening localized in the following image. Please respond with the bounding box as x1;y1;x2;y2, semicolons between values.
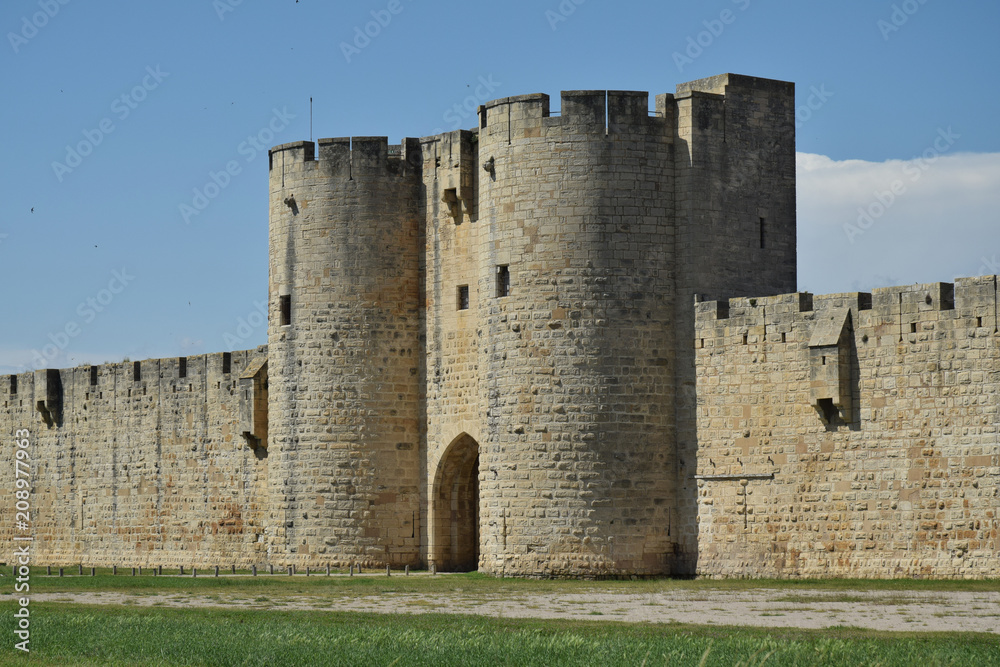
432;434;480;572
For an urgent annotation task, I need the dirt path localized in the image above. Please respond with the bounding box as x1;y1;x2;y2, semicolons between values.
18;588;1000;633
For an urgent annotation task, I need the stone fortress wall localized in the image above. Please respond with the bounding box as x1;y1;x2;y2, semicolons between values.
0;350;270;567
694;279;1000;578
2;72;995;578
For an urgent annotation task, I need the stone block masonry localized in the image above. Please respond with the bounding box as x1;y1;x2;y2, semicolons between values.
267;137;424;570
4;72;994;579
0;349;270;568
695;278;1000;578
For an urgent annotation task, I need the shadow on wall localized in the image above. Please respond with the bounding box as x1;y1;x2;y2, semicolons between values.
35;369;63;429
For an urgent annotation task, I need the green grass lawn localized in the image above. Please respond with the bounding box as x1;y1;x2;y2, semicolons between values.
4;571;999;665
2;603;998;667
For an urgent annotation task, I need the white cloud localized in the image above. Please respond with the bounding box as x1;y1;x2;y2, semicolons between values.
796;151;1000;295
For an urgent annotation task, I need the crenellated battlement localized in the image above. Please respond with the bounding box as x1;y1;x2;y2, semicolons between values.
694;278;1000;360
695;278;1000;326
2;347;265;413
268;137;421;177
476;75;792;139
478;90;670;137
267;80;782;171
268;74;795;185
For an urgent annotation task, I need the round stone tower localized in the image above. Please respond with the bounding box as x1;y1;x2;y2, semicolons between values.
266;137;423;569
474;92;677;576
265;76;796;577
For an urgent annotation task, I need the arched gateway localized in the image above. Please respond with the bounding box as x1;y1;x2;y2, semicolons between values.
430;434;480;572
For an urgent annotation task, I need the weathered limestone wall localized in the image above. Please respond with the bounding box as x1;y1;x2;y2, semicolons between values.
421;129;485;571
694;278;1000;578
416;76;798;577
0;350;269;567
422;130;482;451
1;74;826;578
474;91;677;576
672;74;798;574
267;138;424;569
672;74;797;303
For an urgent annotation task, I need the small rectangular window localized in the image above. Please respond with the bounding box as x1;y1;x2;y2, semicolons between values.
457;285;470;310
910;322;917;333
9;375;16;395
222;352;232;375
977;316;983;327
90;366;98;386
280;294;291;326
178;357;187;379
133;361;141;382
496;265;510;298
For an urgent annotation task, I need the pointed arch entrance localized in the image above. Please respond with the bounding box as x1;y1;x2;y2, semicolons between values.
430;433;480;572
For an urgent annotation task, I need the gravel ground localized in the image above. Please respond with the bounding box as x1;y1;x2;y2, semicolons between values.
18;587;1000;633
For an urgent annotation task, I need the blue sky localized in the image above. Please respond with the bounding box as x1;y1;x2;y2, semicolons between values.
1;0;998;373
